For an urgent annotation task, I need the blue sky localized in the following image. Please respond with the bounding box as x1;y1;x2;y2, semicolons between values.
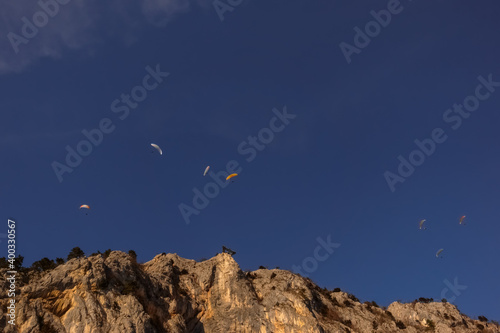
1;0;499;321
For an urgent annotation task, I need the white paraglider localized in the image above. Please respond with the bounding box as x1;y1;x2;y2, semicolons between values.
151;143;162;155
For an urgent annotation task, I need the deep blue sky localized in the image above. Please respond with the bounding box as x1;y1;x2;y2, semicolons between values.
1;0;499;321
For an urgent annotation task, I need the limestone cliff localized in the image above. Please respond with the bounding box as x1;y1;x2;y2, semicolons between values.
1;251;498;332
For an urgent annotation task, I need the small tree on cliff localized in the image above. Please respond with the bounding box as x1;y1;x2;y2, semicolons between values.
128;250;137;260
0;257;7;268
67;247;85;261
31;257;57;272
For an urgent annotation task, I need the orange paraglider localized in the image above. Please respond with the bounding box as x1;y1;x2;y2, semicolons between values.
79;204;90;215
226;173;238;181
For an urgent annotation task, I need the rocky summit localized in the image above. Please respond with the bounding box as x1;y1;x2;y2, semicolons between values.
1;251;498;332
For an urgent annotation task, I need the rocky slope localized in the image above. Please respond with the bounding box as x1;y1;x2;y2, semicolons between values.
1;251;498;332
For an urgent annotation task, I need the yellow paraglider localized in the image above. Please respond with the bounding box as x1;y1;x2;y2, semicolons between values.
203;166;210;176
226;173;238;181
419;219;426;230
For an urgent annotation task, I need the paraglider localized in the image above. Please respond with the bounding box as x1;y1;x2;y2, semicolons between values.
150;143;162;155
226;173;238;181
222;246;236;256
79;204;90;215
459;215;466;225
203;166;210;176
419;219;426;230
436;248;444;258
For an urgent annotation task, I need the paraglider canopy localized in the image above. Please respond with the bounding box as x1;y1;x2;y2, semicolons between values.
203;166;210;176
419;219;426;230
150;143;162;155
459;215;466;224
226;173;238;181
222;246;236;256
436;248;444;258
79;204;90;215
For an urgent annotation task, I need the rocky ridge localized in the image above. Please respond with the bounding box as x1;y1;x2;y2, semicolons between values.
1;251;498;332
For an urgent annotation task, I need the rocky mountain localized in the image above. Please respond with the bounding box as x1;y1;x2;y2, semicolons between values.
1;251;498;332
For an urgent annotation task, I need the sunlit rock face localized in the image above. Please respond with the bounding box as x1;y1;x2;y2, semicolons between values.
1;251;498;333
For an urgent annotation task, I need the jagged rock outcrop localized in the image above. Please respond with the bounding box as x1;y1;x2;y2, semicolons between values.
1;251;498;332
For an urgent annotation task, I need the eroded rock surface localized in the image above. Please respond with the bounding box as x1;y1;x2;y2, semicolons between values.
1;252;498;332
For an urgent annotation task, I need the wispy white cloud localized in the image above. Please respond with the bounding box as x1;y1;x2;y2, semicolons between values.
0;0;197;74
